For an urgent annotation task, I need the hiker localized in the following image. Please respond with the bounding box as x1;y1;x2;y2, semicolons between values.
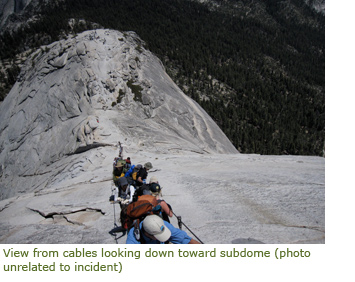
126;162;153;187
120;192;162;231
112;160;128;186
149;182;173;222
135;162;153;186
126;215;201;244
112;162;124;187
116;177;136;207
125;157;132;169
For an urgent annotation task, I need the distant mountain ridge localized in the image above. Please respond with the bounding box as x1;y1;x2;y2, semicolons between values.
0;0;325;31
195;0;325;16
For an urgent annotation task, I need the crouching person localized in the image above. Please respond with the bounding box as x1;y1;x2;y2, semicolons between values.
126;215;200;244
116;177;136;207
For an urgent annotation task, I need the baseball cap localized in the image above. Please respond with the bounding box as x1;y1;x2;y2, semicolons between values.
143;215;171;242
150;183;161;194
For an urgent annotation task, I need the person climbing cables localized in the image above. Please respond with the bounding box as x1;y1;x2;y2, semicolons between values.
126;215;201;244
135;162;153;187
149;182;173;222
112;158;131;187
112;161;125;186
115;177;136;207
125;157;132;169
124;161;152;186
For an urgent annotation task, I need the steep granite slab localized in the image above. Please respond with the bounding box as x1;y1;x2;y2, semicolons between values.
0;29;237;200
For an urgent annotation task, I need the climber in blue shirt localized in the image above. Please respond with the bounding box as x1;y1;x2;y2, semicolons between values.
126;215;200;244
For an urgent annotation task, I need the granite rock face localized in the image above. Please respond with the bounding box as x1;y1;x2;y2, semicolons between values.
0;29;237;200
0;151;325;244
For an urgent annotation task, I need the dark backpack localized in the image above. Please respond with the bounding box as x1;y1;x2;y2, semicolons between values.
132;184;151;202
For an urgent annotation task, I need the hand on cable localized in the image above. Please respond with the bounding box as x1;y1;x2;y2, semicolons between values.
115;197;123;203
